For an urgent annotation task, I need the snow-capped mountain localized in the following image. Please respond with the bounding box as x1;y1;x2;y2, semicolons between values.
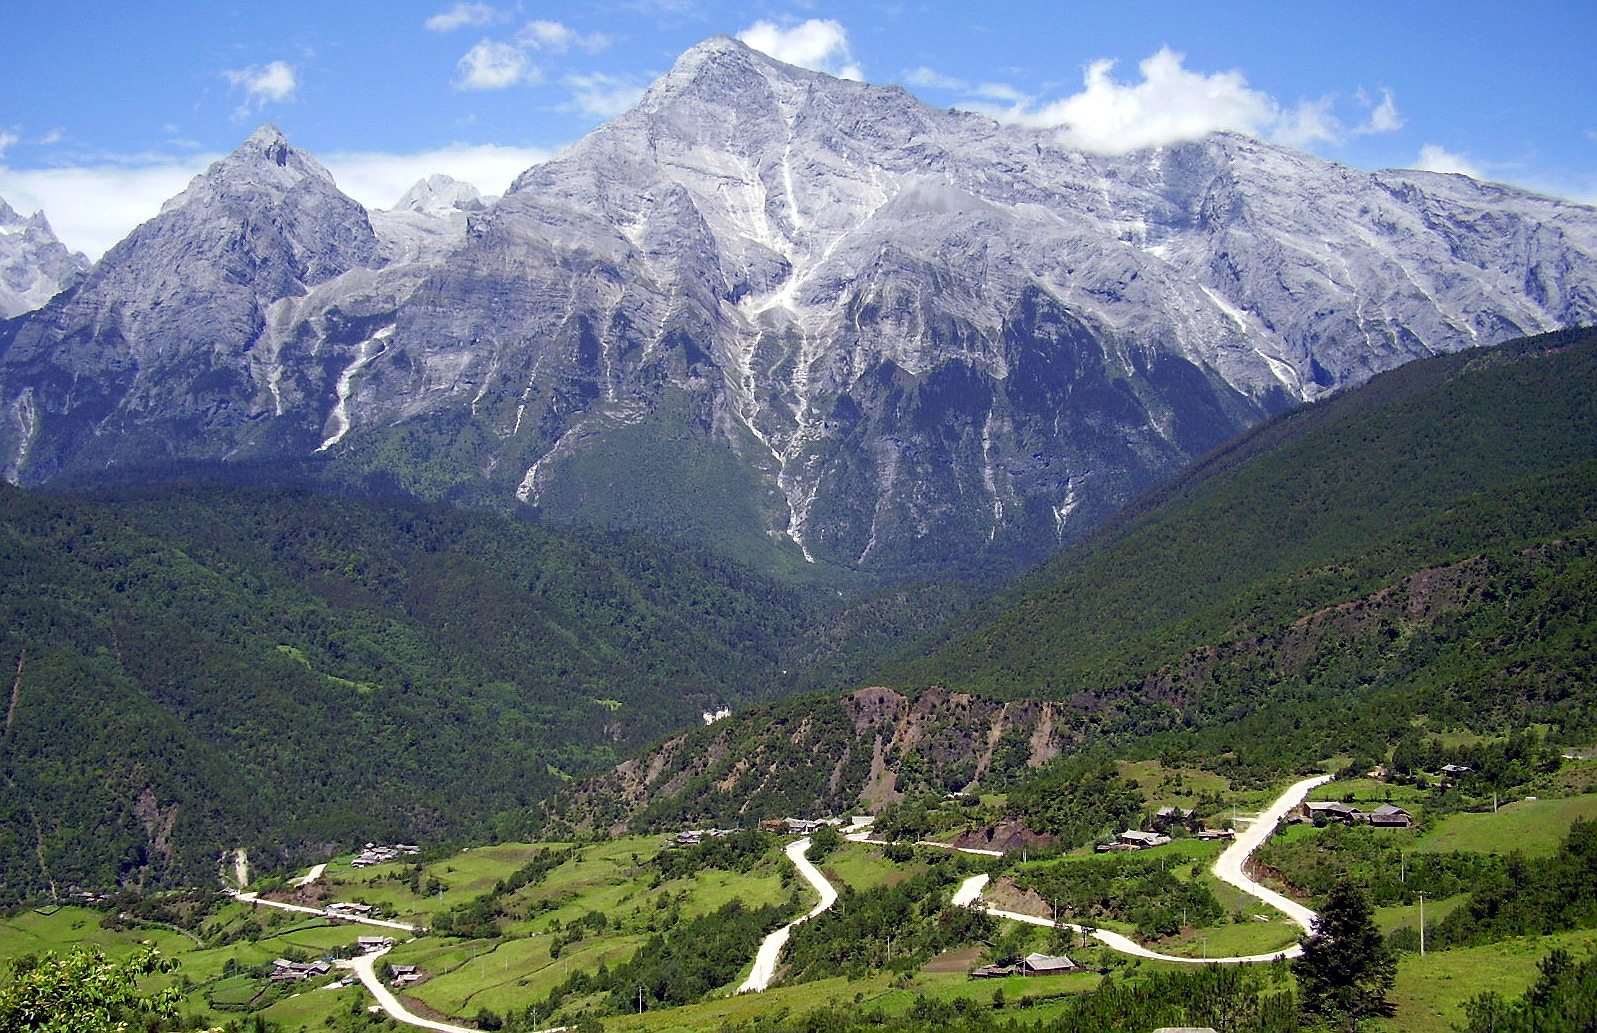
0;198;88;319
369;174;491;265
3;39;1595;576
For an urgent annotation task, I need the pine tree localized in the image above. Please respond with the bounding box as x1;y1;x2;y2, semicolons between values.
1291;880;1396;1029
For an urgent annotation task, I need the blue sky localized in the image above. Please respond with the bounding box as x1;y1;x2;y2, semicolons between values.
3;0;1593;258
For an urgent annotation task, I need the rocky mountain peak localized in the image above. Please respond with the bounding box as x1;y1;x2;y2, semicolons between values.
3;43;1595;580
0;196;89;319
243;123;293;164
393;174;486;214
160;124;338;217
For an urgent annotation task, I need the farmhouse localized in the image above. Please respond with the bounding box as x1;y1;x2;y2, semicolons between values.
1117;829;1173;849
269;959;332;981
1303;801;1362;824
1020;952;1078;974
326;902;376;918
972;952;1077;978
1367;804;1414;827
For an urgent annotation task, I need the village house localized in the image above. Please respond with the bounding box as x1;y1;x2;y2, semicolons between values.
351;842;422;868
1367;803;1414;827
389;963;421;986
972;952;1077;978
1302;801;1362;824
1197;827;1236;841
1116;829;1173;849
326;901;376;919
1154;806;1194;827
357;936;396;953
269;958;332;982
671;827;740;846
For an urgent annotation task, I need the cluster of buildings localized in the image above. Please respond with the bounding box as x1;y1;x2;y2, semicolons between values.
971;952;1079;978
350;842;421;868
1295;801;1415;827
269;958;334;982
326;901;379;920
671;827;743;846
760;817;848;835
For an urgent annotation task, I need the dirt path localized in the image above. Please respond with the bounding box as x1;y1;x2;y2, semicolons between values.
229;890;419;932
5;649;23;733
345;951;482;1033
953;773;1334;964
737;836;839;992
344;948;570;1033
290;862;327;888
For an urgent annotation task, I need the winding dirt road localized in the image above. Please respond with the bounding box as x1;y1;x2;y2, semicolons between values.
343;950;483;1033
738;835;840;992
229;889;419;932
952;773;1334;964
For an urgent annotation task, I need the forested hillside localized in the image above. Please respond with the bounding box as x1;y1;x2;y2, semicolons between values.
551;329;1597;830
892;327;1597;755
0;484;817;900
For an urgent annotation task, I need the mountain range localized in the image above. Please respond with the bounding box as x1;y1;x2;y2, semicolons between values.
4;37;1595;580
543;328;1597;835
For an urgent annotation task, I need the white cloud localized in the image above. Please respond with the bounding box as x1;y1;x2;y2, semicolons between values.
737;18;863;81
563;73;648;119
519;20;611;54
323;143;552;208
1273;96;1342;149
0;132;18;160
1413;144;1483;179
1360;88;1403;134
970;48;1276;154
0;158;213;259
0;140;556;261
972;82;1027;104
425;3;503;32
902;66;967;91
224;61;298;119
456;39;541;90
945;49;1405;156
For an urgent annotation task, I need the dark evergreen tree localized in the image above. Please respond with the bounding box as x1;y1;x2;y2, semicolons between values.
1461;948;1597;1033
1291;880;1396;1029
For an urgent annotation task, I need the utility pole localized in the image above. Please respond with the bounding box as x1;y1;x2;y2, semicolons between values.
1418;892;1427;957
637;985;645;1014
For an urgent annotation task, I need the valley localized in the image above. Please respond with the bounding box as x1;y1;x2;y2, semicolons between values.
2;26;1596;1033
5;760;1593;1032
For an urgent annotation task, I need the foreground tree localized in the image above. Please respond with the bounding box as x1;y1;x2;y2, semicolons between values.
0;946;183;1032
1291;881;1396;1029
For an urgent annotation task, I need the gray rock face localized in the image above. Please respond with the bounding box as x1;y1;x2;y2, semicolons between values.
0;199;88;319
3;41;1596;576
0;125;384;481
369;175;489;265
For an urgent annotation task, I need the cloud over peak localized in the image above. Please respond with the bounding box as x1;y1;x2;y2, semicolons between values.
916;47;1404;157
223;61;298;119
1413;143;1483;179
737;19;862;81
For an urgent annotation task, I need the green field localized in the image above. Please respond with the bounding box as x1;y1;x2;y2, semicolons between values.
1387;929;1597;1033
1412;794;1597;856
7;790;1594;1033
